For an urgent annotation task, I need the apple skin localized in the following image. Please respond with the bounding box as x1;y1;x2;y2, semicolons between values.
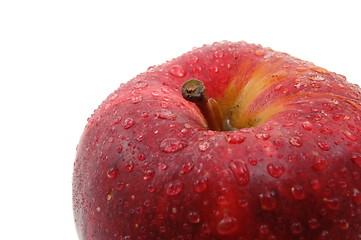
73;41;361;240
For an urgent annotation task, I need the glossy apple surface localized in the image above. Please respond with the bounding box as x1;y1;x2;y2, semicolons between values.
73;41;361;239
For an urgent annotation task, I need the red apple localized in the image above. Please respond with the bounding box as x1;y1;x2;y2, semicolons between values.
73;41;361;240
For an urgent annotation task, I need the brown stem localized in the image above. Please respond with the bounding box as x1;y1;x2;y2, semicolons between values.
181;79;225;131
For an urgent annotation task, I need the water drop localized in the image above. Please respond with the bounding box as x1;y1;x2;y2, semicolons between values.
255;49;265;57
213;50;224;59
160;138;188;153
351;156;361;168
143;168;155;180
134;81;148;89
187;55;198;64
342;130;357;141
201;223;211;234
131;95;143;104
255;133;271;140
291;184;305;200
192;66;202;74
116;182;124;191
311;179;320;190
106;193;112;201
312;157;328;171
107;167;119;179
259;191;277;211
117;145;123;153
229;159;250;186
194;176;208;193
147;184;155;193
188;211;200;223
180;162;194;174
123;118;135;129
308;218;320;229
302;121;313;130
125;161;134;172
338;219;349;230
136;134;144;142
352;188;361;205
114;117;122;125
216;215;239;235
198;141;210;152
267;162;285;178
290;222;303;235
317;141;330;151
224;132;247;144
259;224;270;235
209;66;219;73
309;75;325;81
158;162;168;171
156;109;177;120
138;152;146;161
169;65;186;77
323;197;340;210
289;137;303;147
166;181;184;196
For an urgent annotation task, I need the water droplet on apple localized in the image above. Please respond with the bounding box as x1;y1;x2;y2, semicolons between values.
187;54;198;64
308;218;320;229
342;130;357;141
147;184;155;193
254;49;265;57
289;137;302;147
224;132;247;144
107;167;119;179
351;156;361;168
180;162;194;174
352;188;361;205
143;168;155;180
216;215;239;235
164;181;184;197
201;223;211;234
188;211;200;223
192;66;202;74
123;118;135;129
338;219;349;230
117;145;123;153
198;141;210;152
311;179;320;190
131;95;143;104
213;50;224;59
125;161;134;172
169;65;186;77
290;222;303;235
255;133;271;140
312;157;328;171
323;197;340;210
156;109;177;120
209;66;219;73
302;121;313;130
259;191;277;211
194;176;208;193
160;138;188;153
266;162;285;178
114;117;122;125
138;152;146;161
291;184;305;200
317;141;330;151
158;162;168;171
116;182;124;191
229;159;250;186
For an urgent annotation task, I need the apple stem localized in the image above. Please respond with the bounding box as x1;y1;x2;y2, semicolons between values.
181;79;225;131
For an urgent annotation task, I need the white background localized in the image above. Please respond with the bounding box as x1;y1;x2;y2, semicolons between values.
1;1;360;239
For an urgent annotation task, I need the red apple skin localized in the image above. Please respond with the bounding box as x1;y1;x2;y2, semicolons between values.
73;41;361;240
